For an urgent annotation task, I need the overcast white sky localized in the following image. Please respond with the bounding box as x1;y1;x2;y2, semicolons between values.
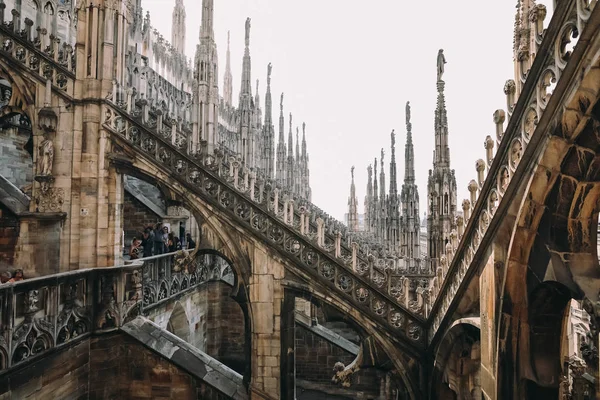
143;0;554;221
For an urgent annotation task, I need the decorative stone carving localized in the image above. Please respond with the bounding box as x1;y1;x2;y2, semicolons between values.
437;49;446;81
34;186;64;212
24;290;39;314
37;133;54;176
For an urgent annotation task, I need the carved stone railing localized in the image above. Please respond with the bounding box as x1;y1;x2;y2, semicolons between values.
0;249;230;375
103;103;427;350
0;4;75;97
427;0;598;343
140;250;235;311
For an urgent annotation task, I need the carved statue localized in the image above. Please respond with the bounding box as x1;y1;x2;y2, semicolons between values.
391;129;395;148
245;17;251;47
437;49;446;81
38;133;54;176
381;148;385;166
406;101;411;125
351;166;355;180
280;92;284;111
25;289;39;314
0;87;11;109
267;62;272;81
302;122;306;134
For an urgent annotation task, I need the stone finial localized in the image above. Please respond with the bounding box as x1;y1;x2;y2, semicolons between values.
484;136;494;166
450;229;458;249
280;92;284;110
462;199;471;221
476;159;486;187
456;216;465;237
503;80;516;113
493;109;506;142
244;17;251;47
439;255;447;268
468;180;478;207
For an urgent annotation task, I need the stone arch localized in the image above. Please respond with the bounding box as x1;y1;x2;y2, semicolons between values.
431;318;481;400
113;157;255;382
286;284;421;399
496;42;600;399
166;301;190;342
197;248;250;381
111;160;252;286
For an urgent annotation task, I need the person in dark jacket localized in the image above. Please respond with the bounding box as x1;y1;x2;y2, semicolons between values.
186;233;196;250
153;223;165;255
141;227;154;257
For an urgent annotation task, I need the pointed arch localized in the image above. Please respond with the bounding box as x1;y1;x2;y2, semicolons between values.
167;301;190;342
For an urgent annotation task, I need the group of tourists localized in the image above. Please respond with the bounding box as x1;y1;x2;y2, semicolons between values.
0;269;24;284
129;223;196;260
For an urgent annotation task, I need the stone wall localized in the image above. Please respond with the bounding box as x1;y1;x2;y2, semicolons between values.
207;282;246;374
123;190;162;249
0;125;33;192
0;333;231;400
89;333;228;399
0;204;19;269
0;337;89;399
16;217;62;277
295;324;380;391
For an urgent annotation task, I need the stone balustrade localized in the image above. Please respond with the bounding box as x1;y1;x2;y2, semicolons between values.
0;249;231;374
0;5;75;96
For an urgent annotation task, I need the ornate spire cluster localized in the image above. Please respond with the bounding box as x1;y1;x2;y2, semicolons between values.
360;108;420;257
348;51;458;297
186;9;312;200
427;49;457;261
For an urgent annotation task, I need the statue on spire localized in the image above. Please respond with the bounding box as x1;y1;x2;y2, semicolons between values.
391;129;395;148
406;101;411;125
302;122;306;135
245;17;251;47
280;92;284;111
437;49;446;81
381;149;385;166
267;63;272;79
351;166;355;181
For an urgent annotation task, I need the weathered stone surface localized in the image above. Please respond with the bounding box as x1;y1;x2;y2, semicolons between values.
122;316;247;399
